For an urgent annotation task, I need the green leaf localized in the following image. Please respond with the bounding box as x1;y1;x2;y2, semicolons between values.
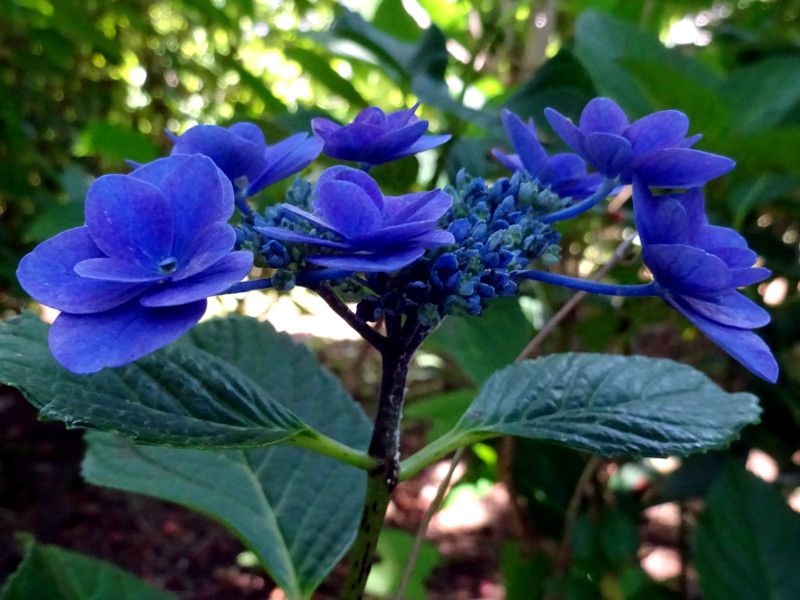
364;529;441;600
0;313;307;448
427;297;534;384
285;46;367;108
83;316;371;600
0;534;176;600
499;543;550;600
694;466;800;600
722;57;800;134
73;121;159;164
454;353;761;457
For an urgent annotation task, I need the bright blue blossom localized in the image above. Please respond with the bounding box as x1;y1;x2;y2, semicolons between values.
169;122;322;197
632;177;778;382
544;98;734;187
256;166;454;272
492;109;602;199
17;154;253;373
311;104;451;166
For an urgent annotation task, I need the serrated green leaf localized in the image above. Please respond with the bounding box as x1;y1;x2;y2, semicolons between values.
694;466;800;600
454;353;761;457
0;313;307;448
0;534;176;600
83;315;371;600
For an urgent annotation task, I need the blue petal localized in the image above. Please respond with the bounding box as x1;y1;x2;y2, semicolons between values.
643;244;732;296
74;258;161;282
130;155;193;187
731;267;771;287
248;133;323;195
227;122;266;145
85;174;173;269
277;204;343;236
159;154;235;263
49;300;207;373
491;149;525;173
625;110;689;154
677;290;770;328
172;222;237;281
583;132;633;177
543;107;584;154
255;226;350;250
500;109;548;177
385;104;420;128
16;227;146;313
408;229;455;248
547;153;588;182
694;224;747;250
388;134;451;160
707;246;758;268
383;189;452;225
314;180;384;239
633;148;735;187
310;117;340;138
370;120;428;160
632;179;689;245
171;124;266;182
317;166;384;210
140;251;253;307
579;98;629;135
664;294;778;382
308;246;426;272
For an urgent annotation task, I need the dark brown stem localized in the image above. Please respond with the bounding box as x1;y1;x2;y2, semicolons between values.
317;285;387;351
340;320;429;599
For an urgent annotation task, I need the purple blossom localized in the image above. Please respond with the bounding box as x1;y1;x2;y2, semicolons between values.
492;109;603;199
544;98;735;187
17;155;253;373
633;177;778;382
311;104;451;166
169;122;322;196
257;166;454;272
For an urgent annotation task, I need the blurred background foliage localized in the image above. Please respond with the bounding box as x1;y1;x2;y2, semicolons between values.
2;0;800;598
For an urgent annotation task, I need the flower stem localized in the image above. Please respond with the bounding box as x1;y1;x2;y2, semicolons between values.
540;179;616;223
340;322;428;599
515;270;657;297
290;430;378;471
317;284;387;351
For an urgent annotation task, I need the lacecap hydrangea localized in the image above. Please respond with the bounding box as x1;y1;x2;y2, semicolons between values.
16;100;777;382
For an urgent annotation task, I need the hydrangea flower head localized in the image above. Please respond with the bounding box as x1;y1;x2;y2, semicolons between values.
169;122;322;197
311;104;451;166
544;98;735;187
492;109;602;199
257;166;454;272
633;177;778;382
17;154;253;373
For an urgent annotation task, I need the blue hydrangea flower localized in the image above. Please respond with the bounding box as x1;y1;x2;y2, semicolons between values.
633;177;778;382
311;104;451;166
544;98;735;187
17;155;253;373
492;109;602;199
169;122;322;196
256;166;454;272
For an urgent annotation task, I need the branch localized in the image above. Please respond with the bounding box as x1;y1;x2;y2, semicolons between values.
316;284;387;351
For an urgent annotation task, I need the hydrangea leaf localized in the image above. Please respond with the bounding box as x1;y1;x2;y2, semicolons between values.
694;466;800;600
0;313;315;448
453;353;761;457
0;534;176;600
82;315;370;600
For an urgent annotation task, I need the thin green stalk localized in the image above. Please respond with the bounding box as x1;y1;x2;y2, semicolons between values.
290;430;378;471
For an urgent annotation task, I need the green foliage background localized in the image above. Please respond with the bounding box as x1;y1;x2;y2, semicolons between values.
2;0;800;598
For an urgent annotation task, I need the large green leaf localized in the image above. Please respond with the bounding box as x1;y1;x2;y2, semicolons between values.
694;466;800;600
0;534;176;600
455;353;760;457
83;316;371;600
0;313;306;448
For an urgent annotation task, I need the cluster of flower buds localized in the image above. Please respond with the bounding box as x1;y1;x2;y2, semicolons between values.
17;98;777;381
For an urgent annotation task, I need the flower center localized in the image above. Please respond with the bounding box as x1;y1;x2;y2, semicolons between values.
158;257;178;275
